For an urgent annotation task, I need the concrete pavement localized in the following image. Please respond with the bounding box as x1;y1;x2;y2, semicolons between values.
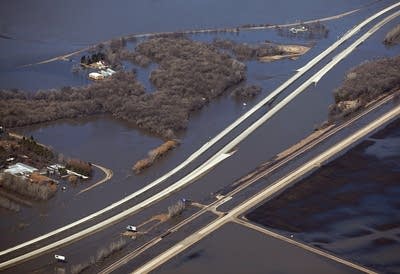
133;104;400;274
1;3;399;268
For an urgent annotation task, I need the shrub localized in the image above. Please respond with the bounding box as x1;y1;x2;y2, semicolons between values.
168;199;186;218
231;85;262;100
133;140;179;173
95;237;127;262
383;24;400;45
66;159;92;177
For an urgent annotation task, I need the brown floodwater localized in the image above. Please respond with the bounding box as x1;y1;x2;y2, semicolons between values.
1;0;400;272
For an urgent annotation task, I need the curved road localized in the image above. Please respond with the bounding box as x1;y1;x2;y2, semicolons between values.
76;164;113;195
1;3;399;269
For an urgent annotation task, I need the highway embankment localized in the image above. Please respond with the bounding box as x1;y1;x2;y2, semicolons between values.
1;3;400;270
133;103;400;274
98;91;398;274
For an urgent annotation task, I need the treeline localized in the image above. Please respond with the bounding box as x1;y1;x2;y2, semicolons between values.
383;24;400;45
80;52;106;65
66;159;92;177
212;39;283;61
329;55;400;121
0;72;145;132
0;173;56;200
0;37;246;139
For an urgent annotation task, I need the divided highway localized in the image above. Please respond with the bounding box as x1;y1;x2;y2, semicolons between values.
134;104;400;274
1;2;400;270
100;91;399;274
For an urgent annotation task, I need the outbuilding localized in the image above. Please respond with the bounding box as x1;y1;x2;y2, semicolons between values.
88;72;105;80
4;163;38;176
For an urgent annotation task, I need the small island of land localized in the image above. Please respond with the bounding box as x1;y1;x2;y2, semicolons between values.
0;35;312;140
328;55;400;123
383;24;400;45
0;128;93;211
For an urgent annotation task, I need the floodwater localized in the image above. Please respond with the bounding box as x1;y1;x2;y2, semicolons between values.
155;223;362;274
0;0;389;90
247;119;400;273
0;0;399;272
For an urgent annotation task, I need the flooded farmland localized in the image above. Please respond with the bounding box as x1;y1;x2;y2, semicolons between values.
0;0;399;272
247;118;400;273
154;223;362;274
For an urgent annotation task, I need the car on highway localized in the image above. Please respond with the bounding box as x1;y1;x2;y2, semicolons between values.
54;254;66;263
126;225;137;232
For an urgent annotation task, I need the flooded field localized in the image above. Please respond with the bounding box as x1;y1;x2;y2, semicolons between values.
0;0;399;250
247;118;400;273
0;0;392;91
1;0;400;272
155;222;362;274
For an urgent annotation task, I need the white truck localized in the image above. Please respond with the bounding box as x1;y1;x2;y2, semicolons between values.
54;254;66;263
126;225;137;232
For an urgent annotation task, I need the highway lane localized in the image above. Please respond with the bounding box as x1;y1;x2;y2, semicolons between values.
1;4;399;269
133;104;400;274
98;92;398;274
186;8;400;176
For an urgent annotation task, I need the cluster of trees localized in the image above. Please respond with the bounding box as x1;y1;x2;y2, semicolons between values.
212;39;283;61
383;24;400;45
0;72;144;127
0;135;55;168
80;52;106;65
329;56;400;121
133;140;179;174
231;85;262;100
66;159;92;177
0;173;56;200
0;37;246;139
168;199;186;218
18;137;54;164
80;38;128;70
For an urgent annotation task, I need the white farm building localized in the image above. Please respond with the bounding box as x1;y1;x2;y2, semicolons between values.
4;163;38;176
